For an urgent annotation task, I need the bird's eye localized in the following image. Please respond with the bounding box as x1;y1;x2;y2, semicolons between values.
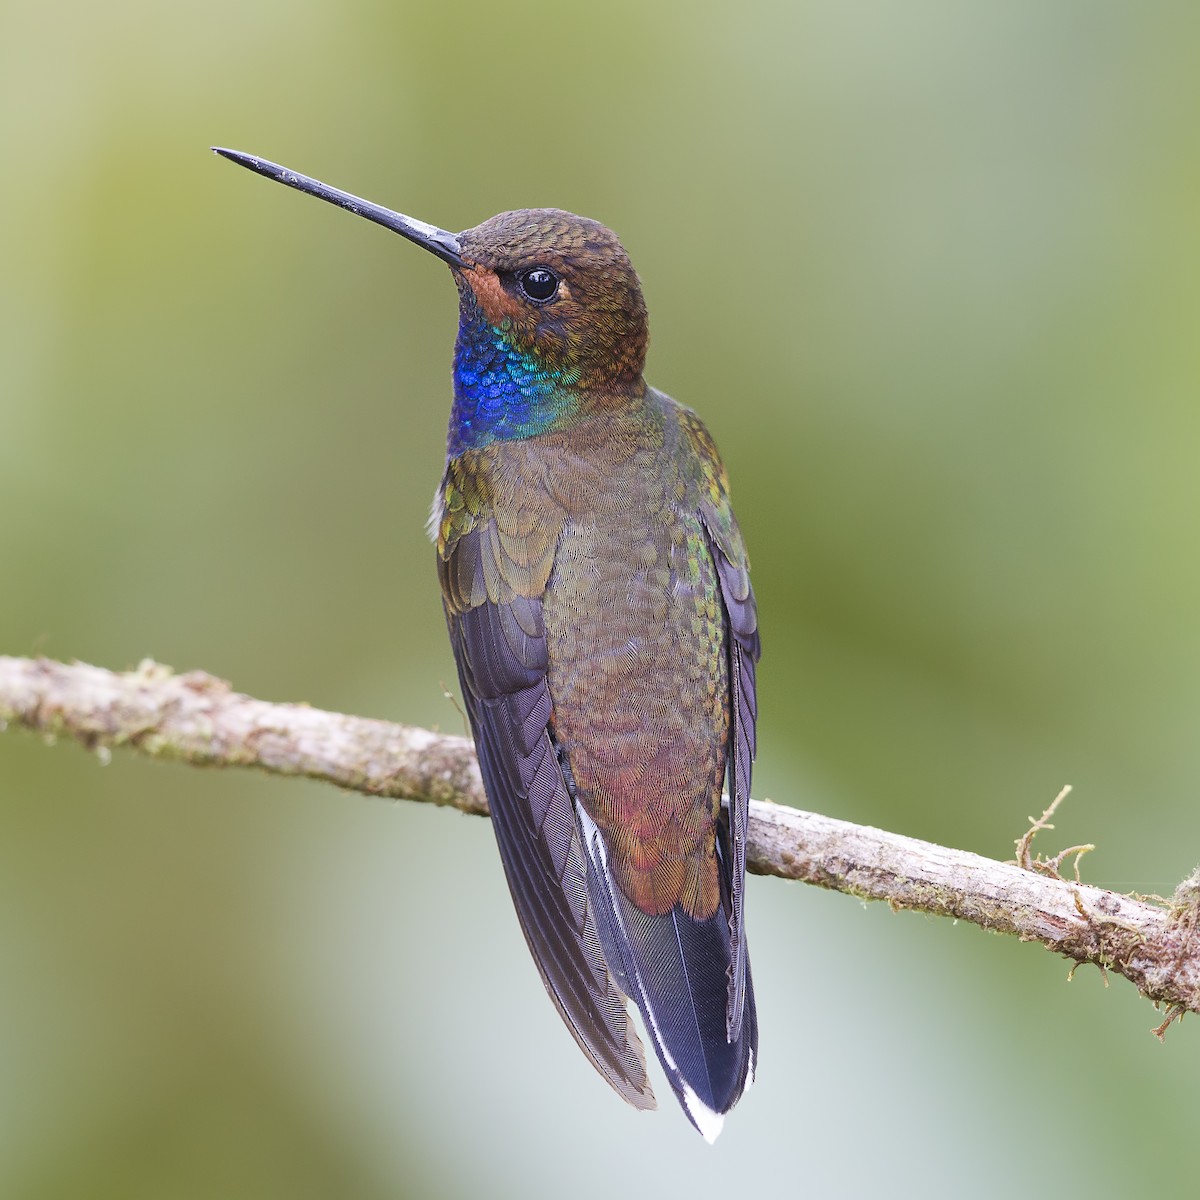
518;267;559;303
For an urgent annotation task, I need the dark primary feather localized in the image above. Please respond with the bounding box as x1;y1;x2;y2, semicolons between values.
443;540;655;1110
704;513;760;1041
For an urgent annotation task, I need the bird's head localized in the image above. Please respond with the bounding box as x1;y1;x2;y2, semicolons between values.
455;208;648;391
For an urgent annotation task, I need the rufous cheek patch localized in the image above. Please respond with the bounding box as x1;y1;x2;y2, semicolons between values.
463;265;524;328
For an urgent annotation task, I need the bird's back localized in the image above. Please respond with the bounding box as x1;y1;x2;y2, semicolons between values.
542;390;732;922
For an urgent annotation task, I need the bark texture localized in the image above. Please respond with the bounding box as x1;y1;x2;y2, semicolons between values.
2;655;1197;1031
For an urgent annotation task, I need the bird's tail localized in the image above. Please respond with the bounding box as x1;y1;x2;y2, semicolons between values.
576;807;757;1141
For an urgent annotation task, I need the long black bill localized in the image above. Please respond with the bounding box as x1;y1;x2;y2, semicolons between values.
212;148;463;267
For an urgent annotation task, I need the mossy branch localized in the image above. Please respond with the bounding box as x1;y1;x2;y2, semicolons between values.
2;654;1197;1031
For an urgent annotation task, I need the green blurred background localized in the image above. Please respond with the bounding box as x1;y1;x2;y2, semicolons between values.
3;1;1199;1195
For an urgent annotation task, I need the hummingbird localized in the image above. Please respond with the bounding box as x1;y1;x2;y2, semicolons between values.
214;148;760;1140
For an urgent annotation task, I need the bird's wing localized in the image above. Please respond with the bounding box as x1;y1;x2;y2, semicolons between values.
437;461;655;1111
701;491;760;1044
